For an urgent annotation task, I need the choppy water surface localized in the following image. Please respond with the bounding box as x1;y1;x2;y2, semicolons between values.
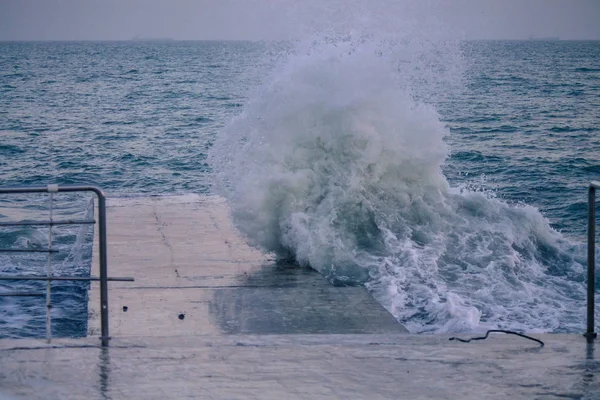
0;41;272;192
1;39;599;337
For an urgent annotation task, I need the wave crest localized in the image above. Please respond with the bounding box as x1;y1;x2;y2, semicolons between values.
209;36;587;333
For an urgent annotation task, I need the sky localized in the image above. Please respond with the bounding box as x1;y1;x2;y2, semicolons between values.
0;0;599;41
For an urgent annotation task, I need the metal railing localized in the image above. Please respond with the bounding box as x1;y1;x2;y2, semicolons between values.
0;184;133;346
586;181;600;343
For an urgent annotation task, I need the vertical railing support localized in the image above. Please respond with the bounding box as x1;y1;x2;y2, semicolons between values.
46;190;55;343
586;182;600;343
97;190;110;347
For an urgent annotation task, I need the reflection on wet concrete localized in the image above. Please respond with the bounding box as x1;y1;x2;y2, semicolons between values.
1;334;600;399
98;347;111;400
209;262;406;335
575;343;599;397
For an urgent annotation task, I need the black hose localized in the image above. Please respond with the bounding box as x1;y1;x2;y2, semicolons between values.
449;329;544;347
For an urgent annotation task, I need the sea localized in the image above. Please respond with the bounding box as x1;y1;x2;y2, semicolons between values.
0;38;599;338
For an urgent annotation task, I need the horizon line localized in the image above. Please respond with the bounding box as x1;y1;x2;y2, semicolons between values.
1;38;600;43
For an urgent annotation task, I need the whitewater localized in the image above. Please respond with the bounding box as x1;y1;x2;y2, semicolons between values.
209;34;595;334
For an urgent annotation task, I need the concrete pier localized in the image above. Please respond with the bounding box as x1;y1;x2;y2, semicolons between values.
1;195;599;399
86;195;406;337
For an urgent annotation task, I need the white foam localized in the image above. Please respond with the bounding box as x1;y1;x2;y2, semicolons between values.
209;10;589;333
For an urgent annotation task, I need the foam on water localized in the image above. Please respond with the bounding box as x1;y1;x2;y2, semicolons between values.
0;195;94;338
209;23;590;333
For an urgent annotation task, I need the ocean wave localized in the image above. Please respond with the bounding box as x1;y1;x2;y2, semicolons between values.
574;67;600;73
210;33;589;334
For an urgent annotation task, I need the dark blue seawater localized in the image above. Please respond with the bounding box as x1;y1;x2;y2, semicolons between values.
443;41;600;241
0;41;272;193
1;40;599;337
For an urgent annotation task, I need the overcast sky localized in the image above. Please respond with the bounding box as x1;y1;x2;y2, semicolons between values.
1;0;599;41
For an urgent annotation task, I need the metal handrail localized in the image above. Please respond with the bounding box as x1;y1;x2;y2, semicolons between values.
0;291;45;297
586;182;600;342
0;219;95;227
0;276;134;281
0;184;134;346
0;249;59;253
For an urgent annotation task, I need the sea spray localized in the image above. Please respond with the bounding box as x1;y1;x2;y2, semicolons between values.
209;19;589;333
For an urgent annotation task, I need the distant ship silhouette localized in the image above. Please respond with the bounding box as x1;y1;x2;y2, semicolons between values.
528;36;560;41
131;36;174;42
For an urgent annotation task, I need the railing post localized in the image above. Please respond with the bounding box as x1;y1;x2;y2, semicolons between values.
46;189;55;343
97;191;110;347
586;183;598;343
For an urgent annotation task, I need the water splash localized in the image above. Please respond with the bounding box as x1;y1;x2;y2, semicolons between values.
209;13;589;333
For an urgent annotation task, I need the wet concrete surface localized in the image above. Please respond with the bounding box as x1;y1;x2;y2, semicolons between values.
87;195;406;337
1;334;599;399
1;195;598;399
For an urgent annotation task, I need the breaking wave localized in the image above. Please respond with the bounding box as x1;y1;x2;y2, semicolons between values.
209;33;588;333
